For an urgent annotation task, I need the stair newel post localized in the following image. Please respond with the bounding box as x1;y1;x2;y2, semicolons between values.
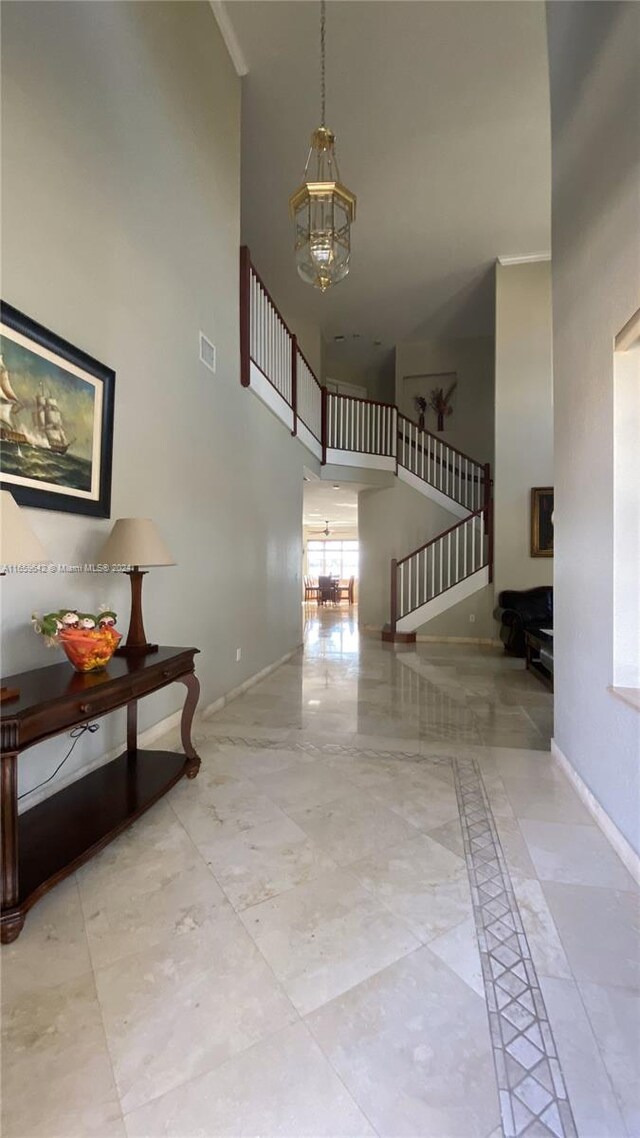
483;462;494;583
291;334;298;437
321;385;328;465
390;558;398;635
239;245;251;388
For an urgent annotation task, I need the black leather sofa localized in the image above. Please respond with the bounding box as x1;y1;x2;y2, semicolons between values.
494;587;553;657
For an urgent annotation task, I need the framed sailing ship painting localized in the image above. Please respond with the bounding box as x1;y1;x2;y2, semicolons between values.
0;302;115;517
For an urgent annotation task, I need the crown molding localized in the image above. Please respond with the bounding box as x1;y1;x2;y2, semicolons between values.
209;1;248;77
497;252;551;266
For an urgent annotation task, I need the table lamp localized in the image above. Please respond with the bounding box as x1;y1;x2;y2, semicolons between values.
97;517;175;656
0;491;50;703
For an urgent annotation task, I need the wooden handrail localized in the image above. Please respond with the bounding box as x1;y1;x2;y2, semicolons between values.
397;412;485;472
239;246;251;388
396;506;488;567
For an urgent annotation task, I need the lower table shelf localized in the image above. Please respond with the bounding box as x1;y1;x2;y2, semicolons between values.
18;749;188;907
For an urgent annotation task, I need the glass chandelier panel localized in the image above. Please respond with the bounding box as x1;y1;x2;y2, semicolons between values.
289;4;356;292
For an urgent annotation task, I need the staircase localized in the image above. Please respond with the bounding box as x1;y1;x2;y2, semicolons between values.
240;246;493;641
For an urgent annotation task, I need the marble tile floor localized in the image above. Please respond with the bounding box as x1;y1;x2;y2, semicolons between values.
2;608;638;1138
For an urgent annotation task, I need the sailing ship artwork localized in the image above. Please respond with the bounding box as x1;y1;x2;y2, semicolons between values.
0;303;115;517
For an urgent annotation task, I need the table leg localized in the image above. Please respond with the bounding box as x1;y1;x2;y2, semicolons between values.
1;752;24;944
127;701;138;756
178;672;201;779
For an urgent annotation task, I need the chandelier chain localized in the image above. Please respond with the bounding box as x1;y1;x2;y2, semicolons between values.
320;0;326;126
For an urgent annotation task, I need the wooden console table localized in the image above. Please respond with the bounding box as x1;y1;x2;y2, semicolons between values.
1;646;201;944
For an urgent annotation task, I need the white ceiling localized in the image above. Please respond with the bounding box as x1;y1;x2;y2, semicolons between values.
228;1;551;359
303;480;360;530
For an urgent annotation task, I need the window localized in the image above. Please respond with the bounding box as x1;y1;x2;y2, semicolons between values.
307;540;359;579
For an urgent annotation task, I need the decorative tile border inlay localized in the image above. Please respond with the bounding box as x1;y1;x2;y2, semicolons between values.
204;730;578;1137
455;757;577;1138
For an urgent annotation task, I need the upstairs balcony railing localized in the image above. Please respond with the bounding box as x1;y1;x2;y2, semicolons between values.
240;246;492;513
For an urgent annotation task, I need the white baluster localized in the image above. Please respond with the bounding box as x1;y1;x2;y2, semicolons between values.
471;514;476;570
400;563;404;616
480;510;485;568
455;525;460;584
431;546;435;599
447;532;451;588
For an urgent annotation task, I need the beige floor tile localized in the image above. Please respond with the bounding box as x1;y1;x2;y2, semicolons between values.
519;818;637;890
349;833;473;944
493;815;538;878
169;772;289;842
542;881;640;990
539;976;628;1138
307;945;500;1138
94;907;297;1114
1;876;92;1001
369;771;460;831
239;867;419;1015
499;771;593;825
123;1021;374;1138
425;815;466;859
579;980;640;1135
290;791;419;866
427;916;485;997
197;814;338;910
77;803;225;970
251;762;359;813
2;973;124;1138
510;873;572;979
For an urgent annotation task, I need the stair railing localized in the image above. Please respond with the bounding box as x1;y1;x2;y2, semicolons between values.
397;413;486;511
390;505;490;632
326;392;397;456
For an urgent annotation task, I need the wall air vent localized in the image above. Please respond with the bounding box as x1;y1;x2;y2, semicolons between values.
199;332;216;373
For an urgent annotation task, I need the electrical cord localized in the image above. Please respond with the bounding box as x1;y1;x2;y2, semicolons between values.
18;722;100;801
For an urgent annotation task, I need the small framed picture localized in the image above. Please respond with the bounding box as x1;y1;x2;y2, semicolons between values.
531;487;554;557
0;302;115;517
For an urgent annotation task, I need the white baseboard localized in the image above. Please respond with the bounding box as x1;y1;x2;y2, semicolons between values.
551;738;640;885
202;647;301;717
18;707;183;815
19;646;302;814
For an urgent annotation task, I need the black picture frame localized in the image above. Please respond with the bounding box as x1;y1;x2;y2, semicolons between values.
531;487;554;557
0;301;115;517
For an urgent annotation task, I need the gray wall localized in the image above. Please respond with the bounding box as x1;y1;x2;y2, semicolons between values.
547;1;640;852
1;2;307;803
395;337;494;466
494;262;553;597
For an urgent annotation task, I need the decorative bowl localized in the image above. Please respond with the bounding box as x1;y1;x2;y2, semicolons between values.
58;628;121;673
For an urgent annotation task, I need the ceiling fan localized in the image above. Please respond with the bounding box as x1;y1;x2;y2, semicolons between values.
309;519;333;536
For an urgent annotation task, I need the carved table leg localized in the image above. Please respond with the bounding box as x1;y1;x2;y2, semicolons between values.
178;672;201;778
1;751;24;944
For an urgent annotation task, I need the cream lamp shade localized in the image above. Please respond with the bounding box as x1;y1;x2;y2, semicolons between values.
0;491;49;566
97;518;175;568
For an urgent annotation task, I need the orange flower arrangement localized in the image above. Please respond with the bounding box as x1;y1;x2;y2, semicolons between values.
32;608;121;673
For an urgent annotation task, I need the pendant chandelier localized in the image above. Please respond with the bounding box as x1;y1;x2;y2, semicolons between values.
289;0;356;292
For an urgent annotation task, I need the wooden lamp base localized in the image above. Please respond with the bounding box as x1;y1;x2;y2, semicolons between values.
115;568;159;657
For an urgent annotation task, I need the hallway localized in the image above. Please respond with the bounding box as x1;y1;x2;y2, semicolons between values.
2;611;638;1138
